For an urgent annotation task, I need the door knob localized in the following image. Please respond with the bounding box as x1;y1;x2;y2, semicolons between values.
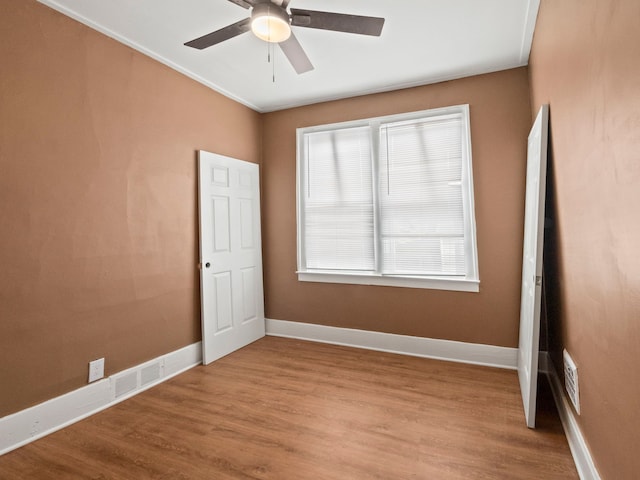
205;262;211;268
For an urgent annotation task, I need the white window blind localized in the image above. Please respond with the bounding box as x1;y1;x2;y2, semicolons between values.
302;126;374;271
379;114;465;276
297;105;479;292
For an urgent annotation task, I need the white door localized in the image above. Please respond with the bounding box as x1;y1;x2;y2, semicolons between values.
518;104;549;428
198;150;265;365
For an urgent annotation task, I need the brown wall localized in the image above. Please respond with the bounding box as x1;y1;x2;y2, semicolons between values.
0;1;261;417
529;0;640;477
262;68;532;347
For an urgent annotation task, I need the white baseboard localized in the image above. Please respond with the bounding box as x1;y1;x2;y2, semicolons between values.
543;352;601;480
265;318;518;370
0;342;202;456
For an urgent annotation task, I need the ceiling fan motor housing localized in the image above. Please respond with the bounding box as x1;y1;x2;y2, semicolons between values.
251;3;291;43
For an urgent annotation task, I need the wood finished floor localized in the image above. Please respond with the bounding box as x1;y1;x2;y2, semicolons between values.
0;337;578;479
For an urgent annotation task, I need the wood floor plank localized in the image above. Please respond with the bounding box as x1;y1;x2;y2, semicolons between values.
0;337;578;479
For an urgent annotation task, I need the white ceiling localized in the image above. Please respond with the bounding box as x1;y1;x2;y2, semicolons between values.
38;0;540;112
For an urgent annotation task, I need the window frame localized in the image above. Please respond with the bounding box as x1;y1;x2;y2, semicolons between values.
296;104;479;293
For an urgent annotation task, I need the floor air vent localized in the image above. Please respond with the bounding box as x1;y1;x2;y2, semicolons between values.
113;372;138;399
563;349;580;414
141;362;162;387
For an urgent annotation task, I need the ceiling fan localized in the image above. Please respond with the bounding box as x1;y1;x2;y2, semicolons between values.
184;0;385;74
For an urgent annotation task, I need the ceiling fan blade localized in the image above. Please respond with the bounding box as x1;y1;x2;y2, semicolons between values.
226;0;255;8
184;18;251;49
290;9;385;36
278;32;314;74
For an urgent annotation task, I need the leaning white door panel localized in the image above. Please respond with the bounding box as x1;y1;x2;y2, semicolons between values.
198;151;265;365
517;104;549;428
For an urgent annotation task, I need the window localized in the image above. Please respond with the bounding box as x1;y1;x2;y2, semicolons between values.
296;105;479;292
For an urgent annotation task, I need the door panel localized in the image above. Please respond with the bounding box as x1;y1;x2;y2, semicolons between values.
518;105;549;428
241;267;257;322
239;198;255;248
212;196;231;252
198;151;265;365
213;272;233;332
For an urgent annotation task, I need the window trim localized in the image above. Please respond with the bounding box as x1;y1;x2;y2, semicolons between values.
296;105;479;293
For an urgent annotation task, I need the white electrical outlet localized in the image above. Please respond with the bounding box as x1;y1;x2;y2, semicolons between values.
88;358;105;383
563;349;580;414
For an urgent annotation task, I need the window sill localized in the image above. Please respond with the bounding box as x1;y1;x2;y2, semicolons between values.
297;271;480;293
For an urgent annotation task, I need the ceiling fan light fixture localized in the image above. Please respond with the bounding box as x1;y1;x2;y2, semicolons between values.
251;4;291;43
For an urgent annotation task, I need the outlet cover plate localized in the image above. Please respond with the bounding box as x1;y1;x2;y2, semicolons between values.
88;358;105;383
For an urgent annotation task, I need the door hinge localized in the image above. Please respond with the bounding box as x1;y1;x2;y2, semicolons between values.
535;275;542;286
